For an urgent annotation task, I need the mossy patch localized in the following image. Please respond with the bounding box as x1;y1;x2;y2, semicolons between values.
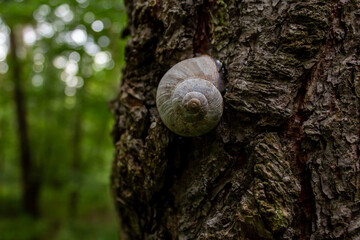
209;0;230;51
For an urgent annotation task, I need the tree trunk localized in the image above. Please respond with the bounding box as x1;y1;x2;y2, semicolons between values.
110;0;360;239
10;27;40;218
68;106;82;218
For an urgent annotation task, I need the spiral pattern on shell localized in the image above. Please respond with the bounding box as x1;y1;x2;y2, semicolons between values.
156;55;223;137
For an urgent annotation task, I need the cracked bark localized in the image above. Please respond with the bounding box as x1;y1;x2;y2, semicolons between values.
110;0;360;239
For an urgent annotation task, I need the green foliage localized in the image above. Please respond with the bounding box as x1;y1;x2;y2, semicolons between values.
0;0;127;239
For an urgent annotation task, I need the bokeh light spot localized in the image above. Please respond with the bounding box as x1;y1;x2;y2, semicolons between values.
94;51;111;65
65;60;78;75
84;42;100;56
34;53;45;65
23;26;37;46
91;20;104;32
84;12;95;23
55;4;74;23
0;45;7;61
0;62;8;74
37;22;54;38
98;36;110;47
69;51;81;62
0;32;7;45
32;74;44;87
53;56;67;69
71;28;87;45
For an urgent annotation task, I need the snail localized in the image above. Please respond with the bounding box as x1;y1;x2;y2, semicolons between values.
156;55;223;137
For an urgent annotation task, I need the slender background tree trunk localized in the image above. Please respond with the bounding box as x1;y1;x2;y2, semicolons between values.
111;0;360;239
10;27;40;218
68;107;82;218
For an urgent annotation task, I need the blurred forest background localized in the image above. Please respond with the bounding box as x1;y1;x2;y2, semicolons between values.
0;0;127;239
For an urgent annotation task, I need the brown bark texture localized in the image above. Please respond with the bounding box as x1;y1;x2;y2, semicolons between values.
110;0;360;239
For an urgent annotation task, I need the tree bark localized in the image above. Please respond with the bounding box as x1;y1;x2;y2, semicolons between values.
10;27;40;218
111;0;360;239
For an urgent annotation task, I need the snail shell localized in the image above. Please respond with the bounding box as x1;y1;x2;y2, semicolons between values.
156;55;223;137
